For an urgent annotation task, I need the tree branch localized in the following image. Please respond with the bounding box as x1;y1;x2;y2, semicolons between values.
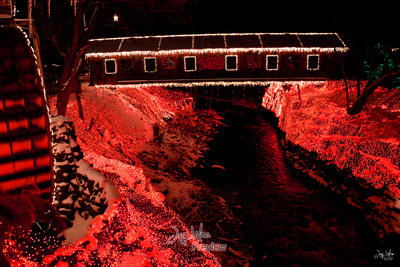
348;69;400;115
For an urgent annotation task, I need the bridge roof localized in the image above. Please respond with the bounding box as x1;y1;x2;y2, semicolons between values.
86;32;348;57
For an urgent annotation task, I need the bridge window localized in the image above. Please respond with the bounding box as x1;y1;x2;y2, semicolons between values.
184;56;197;72
144;57;157;73
307;54;319;70
105;59;117;74
225;55;238;71
266;55;279;71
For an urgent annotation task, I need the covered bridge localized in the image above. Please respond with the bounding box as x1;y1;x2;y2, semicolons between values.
86;32;348;87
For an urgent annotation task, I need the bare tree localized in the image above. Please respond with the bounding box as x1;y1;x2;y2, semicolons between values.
34;0;197;117
55;1;100;117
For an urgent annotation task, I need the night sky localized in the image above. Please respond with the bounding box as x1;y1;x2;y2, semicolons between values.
189;0;399;47
100;0;399;49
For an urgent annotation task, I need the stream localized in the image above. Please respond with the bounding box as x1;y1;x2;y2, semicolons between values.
195;107;395;266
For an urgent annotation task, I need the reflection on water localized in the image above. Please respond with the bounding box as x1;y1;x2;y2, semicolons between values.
198;108;389;266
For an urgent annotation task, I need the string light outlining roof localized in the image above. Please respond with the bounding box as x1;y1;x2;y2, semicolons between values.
86;32;349;58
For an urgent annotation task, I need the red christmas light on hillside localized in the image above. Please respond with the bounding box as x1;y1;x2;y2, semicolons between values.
263;81;400;199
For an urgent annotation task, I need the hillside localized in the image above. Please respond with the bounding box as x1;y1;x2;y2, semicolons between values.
263;80;400;238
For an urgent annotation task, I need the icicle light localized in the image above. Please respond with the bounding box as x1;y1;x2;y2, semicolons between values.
96;80;326;90
47;0;51;17
86;46;348;59
16;26;47;104
73;0;78;16
28;0;33;37
86;32;349;59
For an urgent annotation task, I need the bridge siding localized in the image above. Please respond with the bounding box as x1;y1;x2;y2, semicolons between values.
88;50;341;86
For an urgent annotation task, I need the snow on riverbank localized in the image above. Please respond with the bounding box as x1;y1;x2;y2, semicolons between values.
50;116;122;243
262;81;400;237
43;85;221;266
135;106;252;266
49;85;192;164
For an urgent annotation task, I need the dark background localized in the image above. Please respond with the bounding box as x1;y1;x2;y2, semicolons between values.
97;0;399;48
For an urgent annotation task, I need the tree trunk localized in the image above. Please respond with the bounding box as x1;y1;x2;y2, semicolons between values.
56;49;86;116
56;2;100;116
56;0;85;116
341;64;350;111
344;78;350;111
297;83;301;101
75;92;84;120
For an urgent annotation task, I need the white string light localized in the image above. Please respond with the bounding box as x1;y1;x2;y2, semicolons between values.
28;0;33;37
89;32;346;42
96;80;326;89
86;32;349;59
144;57;157;73
225;55;238;71
266;55;279;71
86;46;348;59
184;56;197;72
104;59;117;74
47;0;51;17
307;54;320;71
16;26;47;103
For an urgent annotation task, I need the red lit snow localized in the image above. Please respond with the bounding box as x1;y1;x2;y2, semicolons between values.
3;85;220;266
47;85;219;266
59;85;193;165
41;149;219;266
263;81;400;197
262;81;400;236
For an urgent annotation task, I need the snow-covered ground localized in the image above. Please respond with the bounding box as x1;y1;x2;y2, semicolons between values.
47;85;220;266
50;115;122;245
4;85;221;266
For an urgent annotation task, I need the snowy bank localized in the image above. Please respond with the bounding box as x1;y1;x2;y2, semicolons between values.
50;116;122;244
43;85;221;266
262;81;400;238
136;108;254;266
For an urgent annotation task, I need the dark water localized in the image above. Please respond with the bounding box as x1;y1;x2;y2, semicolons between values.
196;108;398;266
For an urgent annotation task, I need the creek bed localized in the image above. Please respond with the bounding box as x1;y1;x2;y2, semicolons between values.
194;107;396;266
